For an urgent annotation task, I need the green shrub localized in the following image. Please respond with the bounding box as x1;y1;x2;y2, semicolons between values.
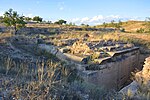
120;28;125;32
136;28;145;33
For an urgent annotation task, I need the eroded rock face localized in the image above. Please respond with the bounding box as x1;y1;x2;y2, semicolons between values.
135;57;150;89
119;81;139;95
119;56;150;99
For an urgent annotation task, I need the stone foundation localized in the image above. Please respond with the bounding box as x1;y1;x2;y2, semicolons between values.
82;48;139;90
39;44;140;90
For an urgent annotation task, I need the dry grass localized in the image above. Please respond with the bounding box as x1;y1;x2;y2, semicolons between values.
0;56;109;100
0;56;82;99
121;21;146;32
121;33;150;42
98;32;150;49
0;32;13;39
0;33;13;44
49;30;150;50
96;20;149;33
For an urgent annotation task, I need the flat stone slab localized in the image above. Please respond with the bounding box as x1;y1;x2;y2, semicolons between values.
82;70;98;76
107;47;139;56
63;53;84;62
94;57;112;64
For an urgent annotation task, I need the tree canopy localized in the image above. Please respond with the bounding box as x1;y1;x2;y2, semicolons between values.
0;16;3;19
24;17;32;21
54;19;67;25
2;8;26;34
33;16;43;22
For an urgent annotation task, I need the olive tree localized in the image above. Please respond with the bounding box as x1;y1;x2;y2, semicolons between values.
2;8;26;34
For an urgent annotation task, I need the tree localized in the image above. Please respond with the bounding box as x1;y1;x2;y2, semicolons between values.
69;22;73;26
81;23;85;26
24;17;32;22
73;23;76;26
145;17;150;28
86;24;89;27
111;20;115;27
103;22;107;28
54;19;67;25
118;20;122;25
114;23;121;29
33;16;43;22
47;20;52;24
0;16;3;19
2;8;26;34
0;16;3;23
68;22;75;26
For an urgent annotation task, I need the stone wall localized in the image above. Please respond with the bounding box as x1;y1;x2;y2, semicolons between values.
83;49;139;90
39;44;140;90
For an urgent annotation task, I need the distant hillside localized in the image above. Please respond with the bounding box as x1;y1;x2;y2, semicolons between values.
0;19;150;33
96;20;150;33
121;21;147;32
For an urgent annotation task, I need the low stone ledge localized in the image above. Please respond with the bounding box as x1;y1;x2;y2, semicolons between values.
63;53;84;62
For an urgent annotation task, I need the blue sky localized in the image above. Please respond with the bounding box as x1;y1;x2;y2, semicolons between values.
0;0;150;25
